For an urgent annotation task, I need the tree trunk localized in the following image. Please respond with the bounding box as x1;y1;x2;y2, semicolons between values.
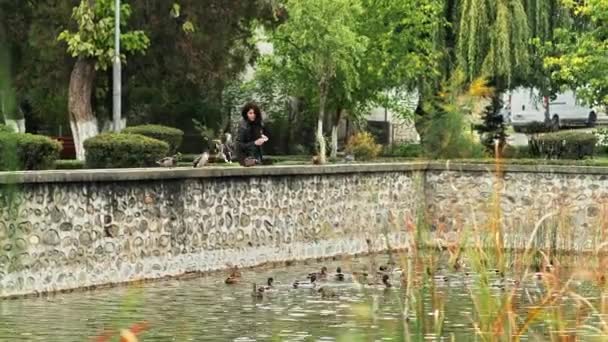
330;107;342;159
317;80;328;164
68;57;98;161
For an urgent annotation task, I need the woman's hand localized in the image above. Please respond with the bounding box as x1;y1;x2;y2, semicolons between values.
254;138;266;146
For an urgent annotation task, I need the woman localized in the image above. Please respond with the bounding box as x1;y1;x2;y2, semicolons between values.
237;102;268;166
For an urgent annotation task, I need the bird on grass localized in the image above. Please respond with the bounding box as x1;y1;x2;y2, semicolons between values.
156;153;182;167
193;151;210;168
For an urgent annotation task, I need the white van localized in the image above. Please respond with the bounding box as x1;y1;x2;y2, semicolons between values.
504;87;600;132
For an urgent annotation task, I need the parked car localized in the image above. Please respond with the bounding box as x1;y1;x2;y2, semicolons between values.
503;87;601;132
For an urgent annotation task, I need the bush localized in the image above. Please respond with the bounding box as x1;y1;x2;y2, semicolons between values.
84;133;170;168
55;160;85;170
0;132;62;170
345;132;382;161
594;128;608;147
122;124;184;153
529;131;597;159
0;124;14;133
384;143;423;158
501;145;531;159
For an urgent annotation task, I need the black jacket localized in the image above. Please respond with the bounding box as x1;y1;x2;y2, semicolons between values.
236;119;266;162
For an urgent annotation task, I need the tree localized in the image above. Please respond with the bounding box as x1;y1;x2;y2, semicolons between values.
457;0;530;86
270;0;367;163
545;0;608;106
58;0;149;160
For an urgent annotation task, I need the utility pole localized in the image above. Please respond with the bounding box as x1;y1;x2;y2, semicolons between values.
112;0;121;131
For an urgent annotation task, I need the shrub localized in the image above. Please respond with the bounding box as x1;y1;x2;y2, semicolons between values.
0;124;14;133
384;143;423;158
522;122;554;134
84;133;169;168
0;132;62;170
529;131;597;159
501;145;531;159
594;128;608;147
345;132;381;161
55;160;85;170
122;124;184;153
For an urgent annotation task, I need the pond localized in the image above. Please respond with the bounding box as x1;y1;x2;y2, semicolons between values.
0;252;605;341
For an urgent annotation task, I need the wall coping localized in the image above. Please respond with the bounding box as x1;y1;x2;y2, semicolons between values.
1;161;608;184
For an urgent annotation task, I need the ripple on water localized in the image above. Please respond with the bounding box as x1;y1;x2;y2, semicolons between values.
0;254;600;340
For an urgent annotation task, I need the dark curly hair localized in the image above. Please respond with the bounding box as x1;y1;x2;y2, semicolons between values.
241;102;262;124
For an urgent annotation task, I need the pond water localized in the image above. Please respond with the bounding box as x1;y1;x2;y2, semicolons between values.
0;253;603;341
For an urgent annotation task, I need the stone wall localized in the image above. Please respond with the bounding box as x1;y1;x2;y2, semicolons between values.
3;162;608;298
425;163;608;252
0;164;425;298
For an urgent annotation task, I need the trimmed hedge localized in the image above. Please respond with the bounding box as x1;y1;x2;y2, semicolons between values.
383;143;424;158
55;160;85;170
529;131;597;159
84;133;169;168
122;124;184;153
0;132;62;170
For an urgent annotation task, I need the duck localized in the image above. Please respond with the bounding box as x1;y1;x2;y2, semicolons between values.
318;286;338;298
156;153;181;167
293;274;317;289
193;151;209;168
224;266;242;285
262;277;275;290
368;274;392;289
334;267;345;282
308;266;328;281
251;283;265;299
381;274;392;288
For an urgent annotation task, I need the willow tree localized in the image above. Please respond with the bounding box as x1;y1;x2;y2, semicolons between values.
270;0;367;164
58;0;149;160
457;0;530;86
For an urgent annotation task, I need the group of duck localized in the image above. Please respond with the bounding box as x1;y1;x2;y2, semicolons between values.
224;264;403;299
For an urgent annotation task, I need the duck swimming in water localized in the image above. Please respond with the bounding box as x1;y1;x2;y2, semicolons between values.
262;277;275;290
334;267;345;282
225;266;242;285
318;286;338;298
252;283;265;299
293;274;317;289
308;266;328;281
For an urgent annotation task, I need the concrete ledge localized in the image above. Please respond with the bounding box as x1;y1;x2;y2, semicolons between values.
427;161;608;175
1;161;608;184
0;162;429;184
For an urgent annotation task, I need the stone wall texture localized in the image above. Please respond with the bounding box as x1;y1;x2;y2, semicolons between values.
0;167;424;298
2;163;608;298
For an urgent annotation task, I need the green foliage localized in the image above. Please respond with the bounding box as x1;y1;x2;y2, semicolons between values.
457;0;530;85
122;124;184;154
545;0;608;106
0;132;62;170
345;132;381;161
383;143;424;158
57;0;150;71
84;133;169;168
422;108;487;159
0;124;14;133
522;121;554;134
594;128;608;147
55;159;85;170
420;73;490;159
529;131;597;159
501;144;531;158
